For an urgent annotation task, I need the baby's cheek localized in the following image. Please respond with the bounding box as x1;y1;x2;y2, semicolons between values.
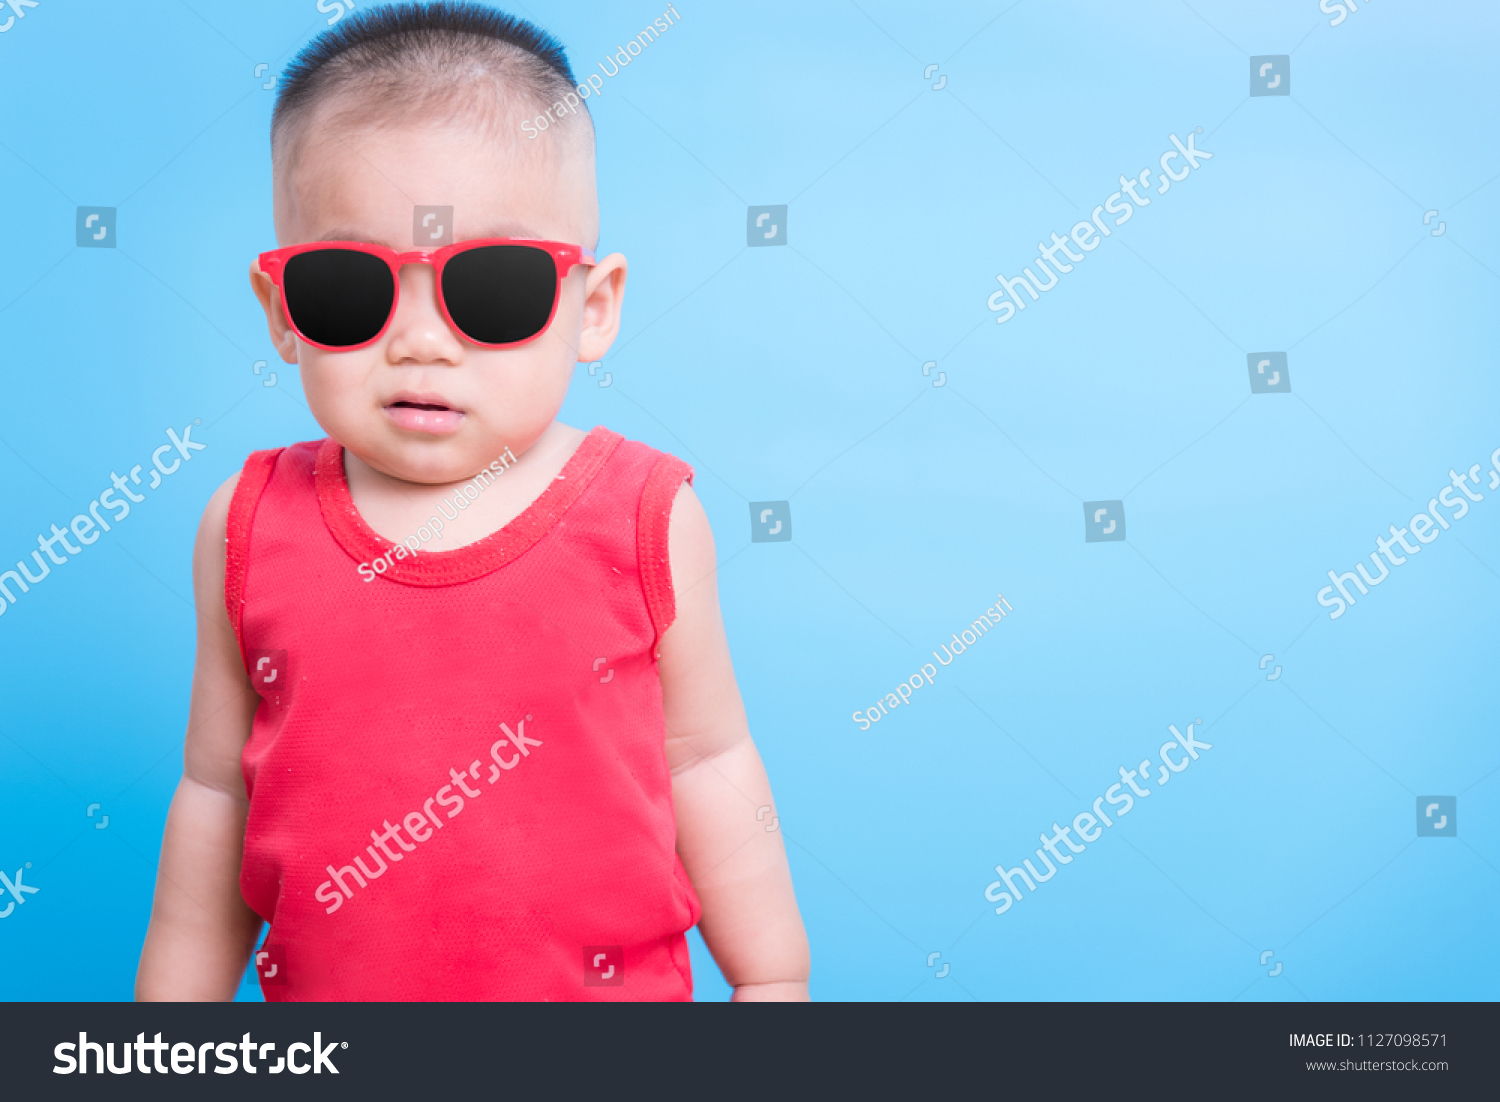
298;353;378;435
485;348;573;423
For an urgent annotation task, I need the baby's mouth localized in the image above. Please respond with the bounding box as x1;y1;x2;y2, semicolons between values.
385;397;465;435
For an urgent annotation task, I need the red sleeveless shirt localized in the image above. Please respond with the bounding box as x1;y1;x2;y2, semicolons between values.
225;427;701;1000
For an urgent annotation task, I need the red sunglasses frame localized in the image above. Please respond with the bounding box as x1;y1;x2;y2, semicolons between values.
256;237;597;352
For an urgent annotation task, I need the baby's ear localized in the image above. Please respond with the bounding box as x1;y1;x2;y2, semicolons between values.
576;252;627;363
248;259;299;364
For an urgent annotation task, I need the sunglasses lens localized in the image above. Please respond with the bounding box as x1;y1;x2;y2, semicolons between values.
282;249;395;348
441;245;558;345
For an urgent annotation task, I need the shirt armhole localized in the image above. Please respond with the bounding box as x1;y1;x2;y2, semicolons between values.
224;447;284;662
637;453;695;659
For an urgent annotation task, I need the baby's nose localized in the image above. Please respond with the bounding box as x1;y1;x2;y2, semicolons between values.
387;265;464;360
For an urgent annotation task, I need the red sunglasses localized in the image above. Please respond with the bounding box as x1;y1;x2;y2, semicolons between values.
256;237;596;351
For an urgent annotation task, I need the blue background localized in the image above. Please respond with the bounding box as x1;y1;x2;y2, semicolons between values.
1;0;1496;1002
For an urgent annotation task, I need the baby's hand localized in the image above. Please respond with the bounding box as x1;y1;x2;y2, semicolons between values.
732;981;811;1002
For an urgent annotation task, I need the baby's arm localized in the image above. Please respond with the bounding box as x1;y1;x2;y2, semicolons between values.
660;483;810;1001
135;475;264;1000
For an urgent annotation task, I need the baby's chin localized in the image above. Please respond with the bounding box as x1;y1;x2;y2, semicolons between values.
345;427;507;488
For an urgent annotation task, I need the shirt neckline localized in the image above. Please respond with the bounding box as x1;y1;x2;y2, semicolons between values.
315;426;623;587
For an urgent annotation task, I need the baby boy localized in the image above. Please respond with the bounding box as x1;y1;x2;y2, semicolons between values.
135;1;808;1001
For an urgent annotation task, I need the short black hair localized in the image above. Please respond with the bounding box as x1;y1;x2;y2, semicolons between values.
272;2;587;166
